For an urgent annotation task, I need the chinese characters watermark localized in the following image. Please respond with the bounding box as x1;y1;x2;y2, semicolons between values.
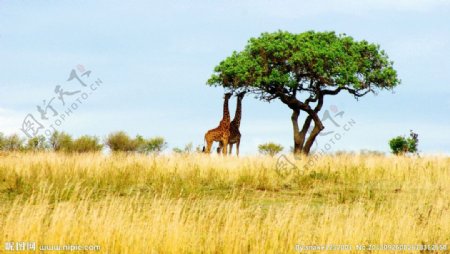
20;65;103;138
4;241;101;252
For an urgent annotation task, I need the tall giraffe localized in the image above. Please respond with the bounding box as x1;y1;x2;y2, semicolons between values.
203;93;232;155
218;91;245;156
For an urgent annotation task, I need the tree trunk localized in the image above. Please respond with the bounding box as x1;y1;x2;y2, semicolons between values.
291;110;302;154
302;113;324;154
291;110;323;156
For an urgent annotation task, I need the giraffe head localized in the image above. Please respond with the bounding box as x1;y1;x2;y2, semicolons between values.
237;91;246;99
224;92;232;100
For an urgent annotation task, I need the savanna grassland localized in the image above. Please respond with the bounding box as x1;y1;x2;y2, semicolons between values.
0;153;449;253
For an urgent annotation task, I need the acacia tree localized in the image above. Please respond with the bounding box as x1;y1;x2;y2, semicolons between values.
207;31;400;155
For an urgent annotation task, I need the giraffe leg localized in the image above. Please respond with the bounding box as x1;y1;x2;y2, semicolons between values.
236;139;240;156
217;141;223;154
229;143;233;155
205;139;213;154
221;138;228;156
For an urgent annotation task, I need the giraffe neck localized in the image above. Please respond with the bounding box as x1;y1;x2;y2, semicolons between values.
222;97;230;125
232;97;242;127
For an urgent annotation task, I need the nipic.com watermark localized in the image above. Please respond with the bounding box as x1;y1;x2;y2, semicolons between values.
19;64;103;138
4;241;101;252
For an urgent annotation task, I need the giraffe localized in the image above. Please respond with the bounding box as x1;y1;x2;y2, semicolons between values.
217;91;245;156
203;93;232;155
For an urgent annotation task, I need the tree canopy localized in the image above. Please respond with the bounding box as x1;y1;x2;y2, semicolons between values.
208;31;400;155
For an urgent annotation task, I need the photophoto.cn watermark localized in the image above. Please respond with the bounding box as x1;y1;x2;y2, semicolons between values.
19;64;103;138
275;105;357;177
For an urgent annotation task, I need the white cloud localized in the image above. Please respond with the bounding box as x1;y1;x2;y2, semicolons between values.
0;108;25;135
238;0;450;19
387;35;450;60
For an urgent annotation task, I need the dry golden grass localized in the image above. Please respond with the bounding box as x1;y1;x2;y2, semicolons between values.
0;153;449;253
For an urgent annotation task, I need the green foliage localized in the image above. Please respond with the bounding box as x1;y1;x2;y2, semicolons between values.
0;132;6;150
389;136;408;155
136;136;167;154
0;133;25;151
172;147;184;154
258;142;284;157
105;131;138;152
389;131;419;155
172;142;195;154
50;131;73;152
0;131;167;154
106;132;167;154
406;130;419;154
71;135;103;153
26;135;49;151
208;30;400;100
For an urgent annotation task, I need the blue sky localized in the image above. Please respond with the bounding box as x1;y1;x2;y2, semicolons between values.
1;0;449;155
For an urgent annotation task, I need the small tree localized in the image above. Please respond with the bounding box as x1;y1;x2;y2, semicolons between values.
258;142;284;157
0;132;6;150
105;131;137;152
172;147;184;154
407;130;419;154
26;135;49;151
71;135;103;153
142;136;167;154
389;130;419;155
172;142;194;154
50;131;73;152
3;134;25;151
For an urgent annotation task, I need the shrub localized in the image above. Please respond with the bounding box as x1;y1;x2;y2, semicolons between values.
105;131;138;152
0;132;6;150
26;135;49;151
172;142;194;154
136;136;167;154
50;131;73;152
258;142;284;157
1;134;25;151
389;130;419;155
389;136;408;155
71;135;103;153
172;147;184;154
407;130;419;154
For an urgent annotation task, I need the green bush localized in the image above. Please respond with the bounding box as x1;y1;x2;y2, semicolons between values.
258;142;284;157
105;131;137;152
389;136;408;155
71;135;103;153
172;142;194;154
0;132;6;150
389;130;419;155
1;133;25;151
26;135;49;151
50;131;73;152
136;136;167;154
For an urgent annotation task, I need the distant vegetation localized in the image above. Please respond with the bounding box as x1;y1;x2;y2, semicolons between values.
0;131;167;154
172;142;201;154
389;130;419;155
258;142;284;157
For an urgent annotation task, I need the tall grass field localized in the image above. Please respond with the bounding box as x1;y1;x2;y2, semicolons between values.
0;153;449;253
